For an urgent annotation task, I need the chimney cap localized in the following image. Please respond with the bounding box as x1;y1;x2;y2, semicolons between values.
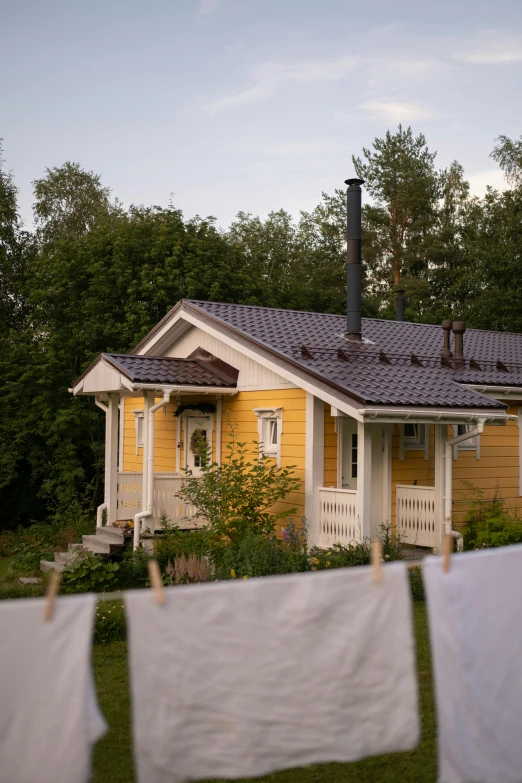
344;178;365;187
452;321;466;334
441;319;453;330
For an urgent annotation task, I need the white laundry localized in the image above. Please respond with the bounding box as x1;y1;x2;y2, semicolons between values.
125;563;419;783
0;594;107;783
423;544;522;783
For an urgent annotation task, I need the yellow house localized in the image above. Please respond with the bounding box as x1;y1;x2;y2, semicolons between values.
70;180;521;554
71;298;521;554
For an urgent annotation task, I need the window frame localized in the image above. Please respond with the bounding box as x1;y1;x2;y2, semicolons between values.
253;408;283;466
133;410;144;455
399;423;429;460
452;424;480;460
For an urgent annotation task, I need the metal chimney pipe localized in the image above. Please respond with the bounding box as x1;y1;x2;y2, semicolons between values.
345;177;365;341
395;290;406;322
441;320;453;358
452;321;466;365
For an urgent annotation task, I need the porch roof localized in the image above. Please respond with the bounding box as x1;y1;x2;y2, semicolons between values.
72;352;237;395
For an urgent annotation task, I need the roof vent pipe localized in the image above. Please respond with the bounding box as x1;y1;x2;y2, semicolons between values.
441;320;453;359
395;290;406;322
345;177;365;341
452;321;466;365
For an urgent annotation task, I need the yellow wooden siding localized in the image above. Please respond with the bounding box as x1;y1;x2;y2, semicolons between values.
221;389;306;523
123;397;178;473
122;389;306;524
452;408;521;524
390;412;521;529
324;407;337;488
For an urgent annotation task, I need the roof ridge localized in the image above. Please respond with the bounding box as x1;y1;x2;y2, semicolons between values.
188;300;522;338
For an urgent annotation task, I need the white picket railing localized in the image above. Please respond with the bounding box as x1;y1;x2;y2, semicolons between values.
316;488;360;549
116;472;202;529
396;484;437;547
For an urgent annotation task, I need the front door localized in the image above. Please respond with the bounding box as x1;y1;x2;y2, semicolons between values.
185;415;212;476
341;418;358;490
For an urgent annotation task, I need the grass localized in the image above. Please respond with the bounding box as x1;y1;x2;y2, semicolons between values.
92;603;436;783
0;556;46;599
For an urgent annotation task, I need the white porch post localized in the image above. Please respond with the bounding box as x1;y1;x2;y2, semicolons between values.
141;392;151;515
305;393;324;546
105;394;119;525
357;420;373;540
434;423;447;552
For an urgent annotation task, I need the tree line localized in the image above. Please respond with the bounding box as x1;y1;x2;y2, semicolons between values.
1;128;521;529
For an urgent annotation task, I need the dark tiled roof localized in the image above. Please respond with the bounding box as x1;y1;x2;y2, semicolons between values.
186;301;516;409
105;354;236;387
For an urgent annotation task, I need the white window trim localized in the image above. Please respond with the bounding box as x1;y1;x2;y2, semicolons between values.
253;408;283;467
452;424;481;460
132;410;144;455
399;423;429;461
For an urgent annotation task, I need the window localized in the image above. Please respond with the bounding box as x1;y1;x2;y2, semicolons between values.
350;433;358;479
400;423;429;460
453;424;480;460
253;408;283;465
133;411;144;455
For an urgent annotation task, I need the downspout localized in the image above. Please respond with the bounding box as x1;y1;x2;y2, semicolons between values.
444;420;485;551
133;391;171;549
95;397;108;527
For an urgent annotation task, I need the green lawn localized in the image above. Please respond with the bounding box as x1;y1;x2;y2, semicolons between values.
92;603;436;783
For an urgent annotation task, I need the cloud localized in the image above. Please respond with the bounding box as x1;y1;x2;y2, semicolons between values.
454;31;522;64
359;100;436;123
205;54;358;113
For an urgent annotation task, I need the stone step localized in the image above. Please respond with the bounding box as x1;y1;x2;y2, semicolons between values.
97;526;125;543
81;535;111;554
69;543;85;553
94;533;125;548
54;551;76;566
40;560;66;573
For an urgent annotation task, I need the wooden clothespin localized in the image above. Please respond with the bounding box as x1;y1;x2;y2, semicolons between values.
442;533;453;573
148;560;166;606
43;570;61;622
371;540;382;584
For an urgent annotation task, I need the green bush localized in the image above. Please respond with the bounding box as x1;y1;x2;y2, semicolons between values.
310;525;403;570
115;546;151;590
462;491;522;550
177;423;302;546
93;600;126;644
154;522;212;571
61;551;120;594
213;530;309;580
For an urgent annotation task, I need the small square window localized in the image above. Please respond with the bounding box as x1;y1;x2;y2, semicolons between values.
253;408;283;465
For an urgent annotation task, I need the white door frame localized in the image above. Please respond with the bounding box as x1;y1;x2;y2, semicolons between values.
184;413;214;475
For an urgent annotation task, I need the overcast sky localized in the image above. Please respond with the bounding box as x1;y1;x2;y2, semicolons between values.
2;0;522;229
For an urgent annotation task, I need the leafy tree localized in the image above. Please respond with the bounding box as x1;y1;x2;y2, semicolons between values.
352;125;440;308
33;161;112;244
491;134;522;186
